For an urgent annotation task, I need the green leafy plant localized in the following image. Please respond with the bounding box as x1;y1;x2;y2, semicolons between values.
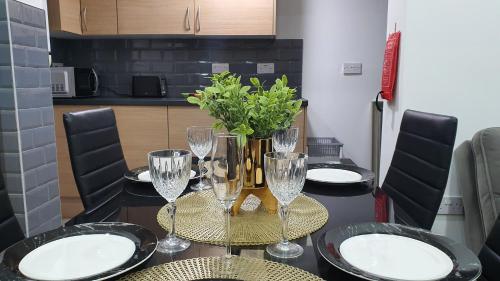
186;71;302;141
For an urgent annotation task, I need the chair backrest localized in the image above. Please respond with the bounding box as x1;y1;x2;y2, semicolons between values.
63;108;127;215
479;215;500;280
457;127;500;253
0;174;25;252
382;109;458;230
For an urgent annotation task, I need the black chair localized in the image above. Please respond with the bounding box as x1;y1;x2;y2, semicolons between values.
63;108;128;222
0;174;24;252
382;110;458;230
479;215;500;280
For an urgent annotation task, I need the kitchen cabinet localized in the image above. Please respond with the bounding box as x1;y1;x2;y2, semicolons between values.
49;0;275;36
117;0;194;35
194;0;276;36
80;0;118;35
48;0;82;34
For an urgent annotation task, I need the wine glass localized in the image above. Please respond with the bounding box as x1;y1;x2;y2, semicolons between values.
187;126;214;191
211;134;244;271
264;152;308;258
148;149;192;253
272;127;299;153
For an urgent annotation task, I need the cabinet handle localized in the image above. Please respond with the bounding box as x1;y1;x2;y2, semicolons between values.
186;7;191;31
83;7;88;32
196;5;201;32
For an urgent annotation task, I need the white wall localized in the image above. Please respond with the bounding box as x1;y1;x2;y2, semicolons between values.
277;0;388;169
380;0;500;242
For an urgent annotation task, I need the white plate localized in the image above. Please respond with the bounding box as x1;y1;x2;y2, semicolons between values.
138;170;196;182
306;168;363;183
19;234;136;281
339;234;454;281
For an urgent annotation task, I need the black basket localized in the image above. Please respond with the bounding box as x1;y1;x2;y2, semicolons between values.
307;137;343;157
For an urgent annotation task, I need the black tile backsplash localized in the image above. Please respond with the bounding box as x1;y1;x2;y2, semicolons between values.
50;39;303;98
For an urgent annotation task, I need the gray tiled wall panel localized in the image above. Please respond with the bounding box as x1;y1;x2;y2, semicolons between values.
8;0;45;28
0;65;13;87
9;21;36;47
2;172;22;193
16;87;52;109
0;131;18;152
27;196;61;231
0;88;15;109
31;214;61;236
0;109;17;131
21;146;44;171
8;193;24;214
0;152;20;172
0;43;10;65
34;161;57;187
14;213;26;233
0;22;9;44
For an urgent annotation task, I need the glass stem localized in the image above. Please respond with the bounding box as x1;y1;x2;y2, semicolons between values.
279;204;289;245
168;201;177;239
225;206;232;258
198;159;204;186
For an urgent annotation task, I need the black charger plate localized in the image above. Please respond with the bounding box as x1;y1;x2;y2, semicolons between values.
304;163;375;196
1;222;158;281
317;223;481;281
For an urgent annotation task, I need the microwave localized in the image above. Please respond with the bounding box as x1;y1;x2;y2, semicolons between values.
51;67;99;98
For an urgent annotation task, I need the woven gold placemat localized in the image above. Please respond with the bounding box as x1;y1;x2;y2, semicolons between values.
157;190;328;246
119;256;324;281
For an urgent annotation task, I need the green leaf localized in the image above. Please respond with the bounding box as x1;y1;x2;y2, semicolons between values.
187;96;201;105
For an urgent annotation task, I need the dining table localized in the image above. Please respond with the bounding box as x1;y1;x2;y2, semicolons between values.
1;158;376;281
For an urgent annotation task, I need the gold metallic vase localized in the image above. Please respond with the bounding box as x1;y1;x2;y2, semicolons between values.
233;138;278;215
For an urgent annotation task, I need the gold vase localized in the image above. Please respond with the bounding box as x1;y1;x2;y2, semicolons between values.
232;138;278;215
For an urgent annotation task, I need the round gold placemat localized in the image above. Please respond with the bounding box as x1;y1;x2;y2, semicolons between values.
157;190;328;246
119;256;324;281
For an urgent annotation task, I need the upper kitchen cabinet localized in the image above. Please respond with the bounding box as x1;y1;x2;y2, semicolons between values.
117;0;195;35
194;0;276;36
80;0;118;35
48;0;82;34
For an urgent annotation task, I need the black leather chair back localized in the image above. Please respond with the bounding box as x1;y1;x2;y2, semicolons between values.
382;110;457;230
63;108;127;215
479;215;500;280
0;174;24;252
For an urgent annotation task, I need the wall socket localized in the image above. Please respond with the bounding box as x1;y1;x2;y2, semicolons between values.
212;63;229;73
438;196;464;215
257;63;275;74
342;62;362;75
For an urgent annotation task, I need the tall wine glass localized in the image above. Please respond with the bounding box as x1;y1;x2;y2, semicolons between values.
187;126;214;191
211;134;244;271
148;149;192;253
264;152;308;258
272;127;299;153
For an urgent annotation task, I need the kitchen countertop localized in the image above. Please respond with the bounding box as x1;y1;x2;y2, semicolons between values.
53;96;308;107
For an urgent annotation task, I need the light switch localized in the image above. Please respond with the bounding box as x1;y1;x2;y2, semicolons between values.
342;62;362;75
212;63;229;73
257;63;275;74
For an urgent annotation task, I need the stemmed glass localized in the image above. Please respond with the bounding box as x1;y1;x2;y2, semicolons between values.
148;149;192;253
187;126;214;191
272;127;299;153
211;134;244;271
264;152;308;258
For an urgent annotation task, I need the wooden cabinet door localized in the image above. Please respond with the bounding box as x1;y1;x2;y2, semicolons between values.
117;0;195;35
80;0;118;35
111;106;169;168
194;0;275;36
48;0;82;34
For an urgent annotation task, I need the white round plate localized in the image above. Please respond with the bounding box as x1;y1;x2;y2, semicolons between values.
19;234;136;281
339;234;454;281
306;168;362;183
137;170;196;182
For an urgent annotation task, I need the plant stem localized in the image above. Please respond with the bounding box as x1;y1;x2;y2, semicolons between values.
279;204;289;245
